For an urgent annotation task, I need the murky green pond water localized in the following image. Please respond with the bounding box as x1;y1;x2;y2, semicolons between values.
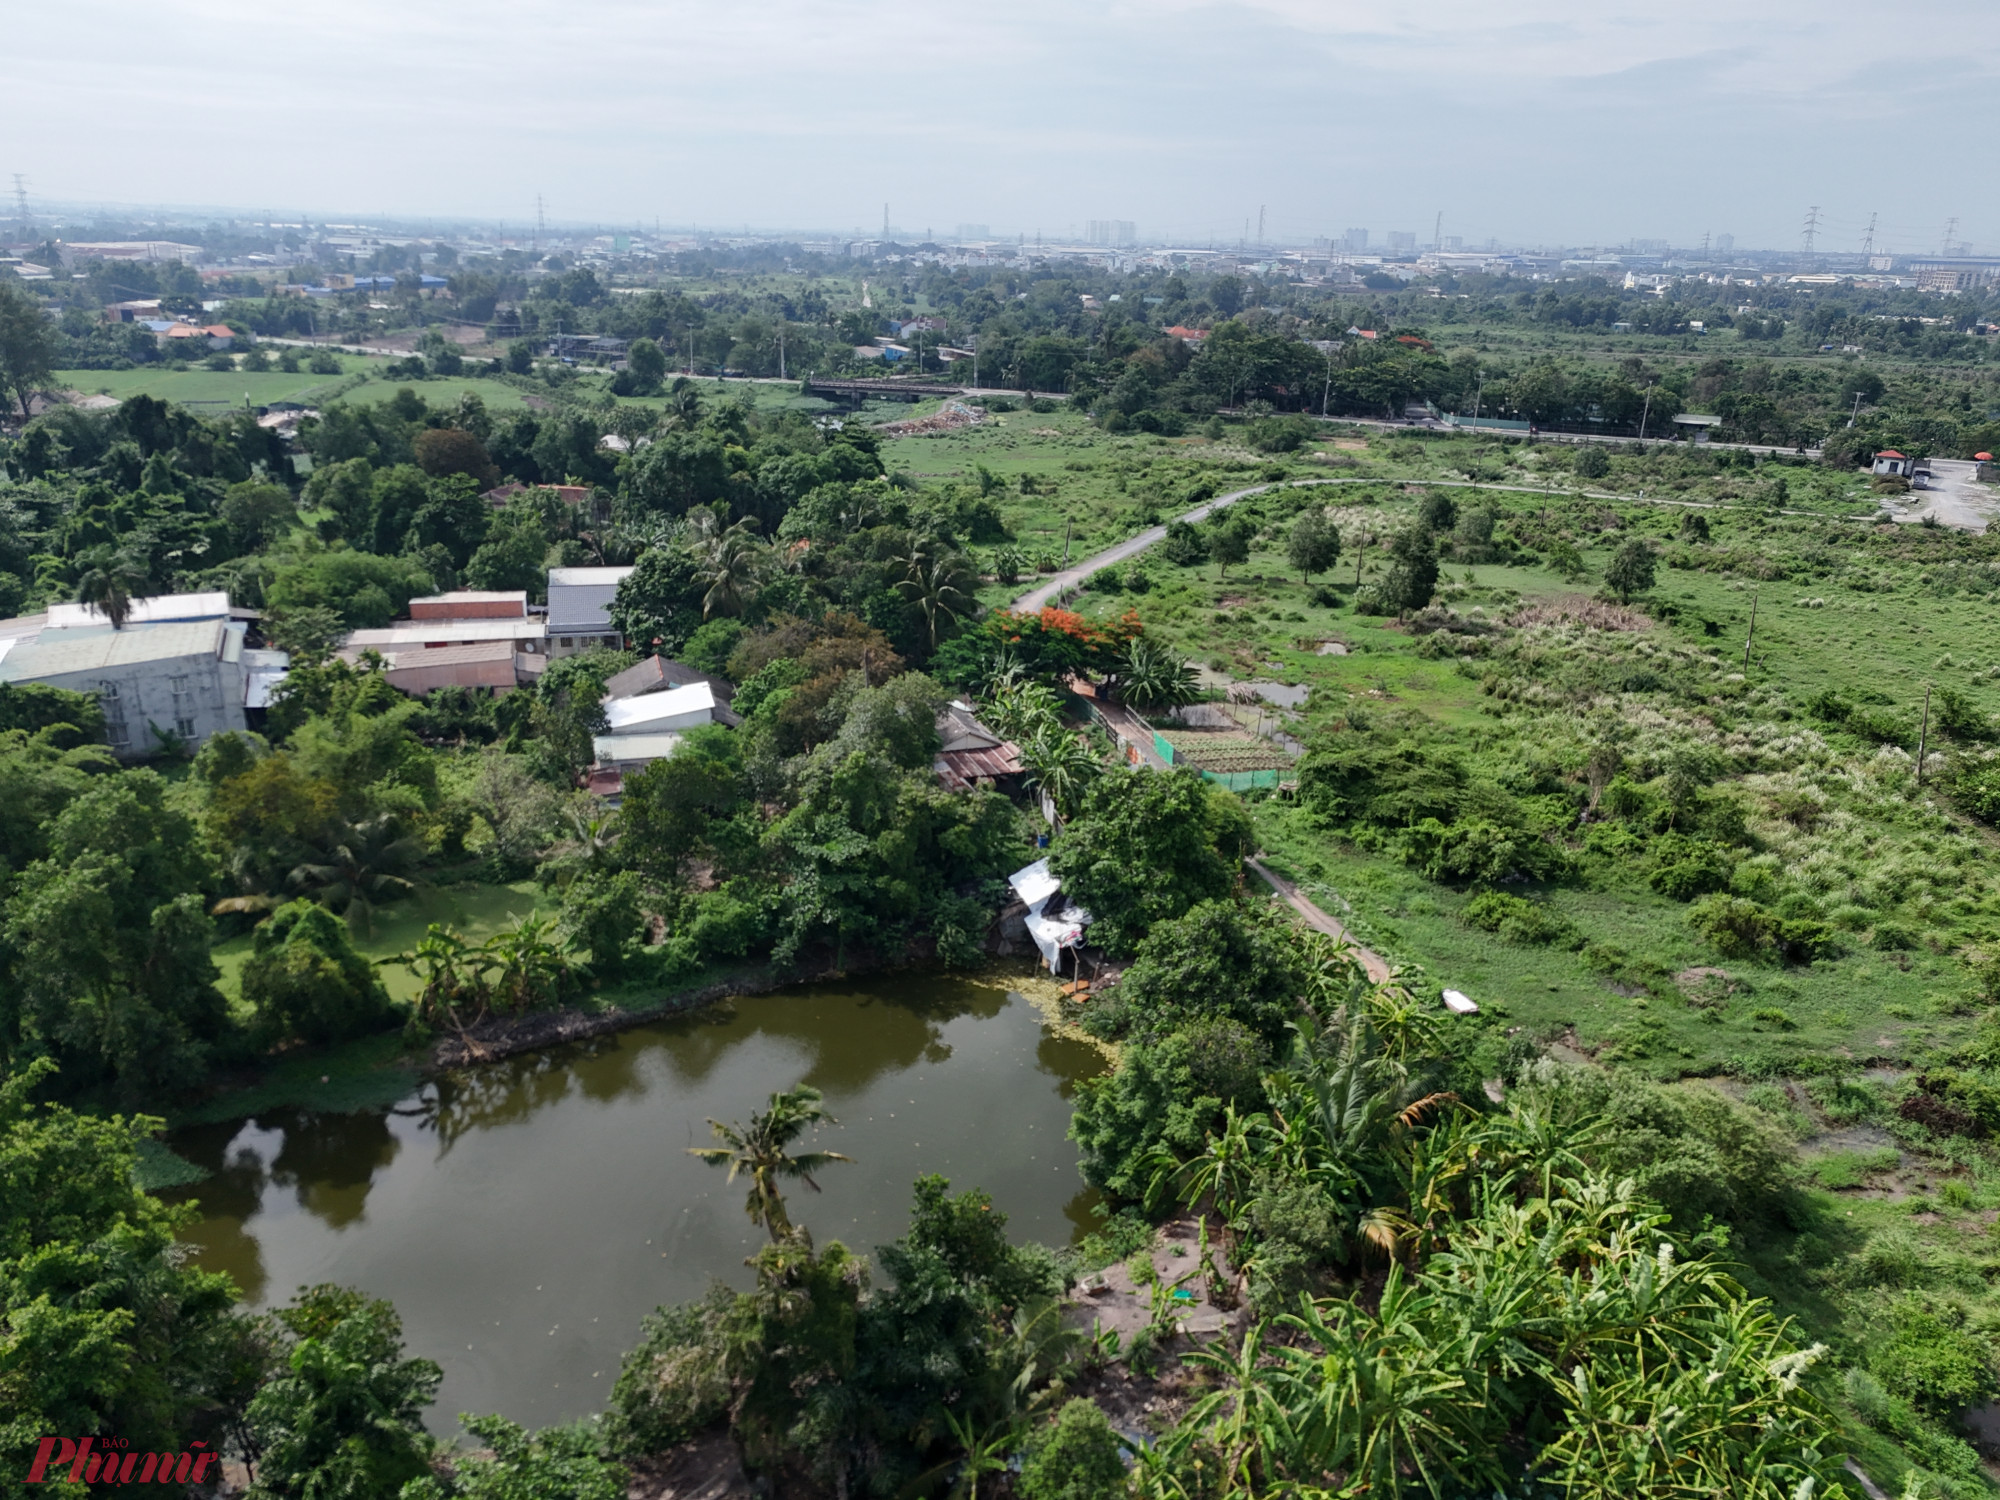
167;971;1106;1430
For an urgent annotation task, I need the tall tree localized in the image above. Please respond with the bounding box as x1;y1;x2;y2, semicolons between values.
75;546;148;630
1286;510;1342;584
0;280;56;421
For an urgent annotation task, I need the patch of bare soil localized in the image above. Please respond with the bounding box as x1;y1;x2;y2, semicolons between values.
627;1432;754;1500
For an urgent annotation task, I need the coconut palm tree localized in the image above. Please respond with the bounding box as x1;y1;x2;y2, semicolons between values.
688;1083;852;1241
688;514;767;619
899;553;971;650
75;547;149;630
286;812;426;934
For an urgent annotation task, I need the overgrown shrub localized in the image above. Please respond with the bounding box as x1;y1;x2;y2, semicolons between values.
1463;891;1577;946
241;898;396;1044
1018;1399;1127;1500
1872;1299;1998;1416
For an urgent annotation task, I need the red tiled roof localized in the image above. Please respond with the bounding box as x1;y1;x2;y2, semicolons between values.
1877;450;1906;458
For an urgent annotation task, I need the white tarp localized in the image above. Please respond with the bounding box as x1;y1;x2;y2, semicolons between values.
1442;988;1479;1015
1009;859;1090;973
1008;859;1062;910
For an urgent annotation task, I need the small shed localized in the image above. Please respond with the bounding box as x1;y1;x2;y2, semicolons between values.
1007;859;1091;975
934;701;1024;791
1873;450;1916;478
1670;413;1721;443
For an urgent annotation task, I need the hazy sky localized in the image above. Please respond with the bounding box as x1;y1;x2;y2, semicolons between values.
14;0;1998;252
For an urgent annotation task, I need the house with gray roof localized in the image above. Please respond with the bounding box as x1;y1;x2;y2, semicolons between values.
0;618;258;758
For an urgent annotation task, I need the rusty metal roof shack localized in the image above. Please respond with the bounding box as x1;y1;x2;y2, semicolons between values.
934;700;1025;790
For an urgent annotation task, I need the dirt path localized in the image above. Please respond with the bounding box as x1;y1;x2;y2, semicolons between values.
1245;856;1392;982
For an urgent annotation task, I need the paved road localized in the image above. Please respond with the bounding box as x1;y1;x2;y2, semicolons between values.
1012;479;1286;611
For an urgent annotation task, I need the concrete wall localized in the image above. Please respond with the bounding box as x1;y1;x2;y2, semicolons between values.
35;653;247;759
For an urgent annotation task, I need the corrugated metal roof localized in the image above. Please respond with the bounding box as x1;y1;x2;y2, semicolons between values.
603;655;734;703
592;731;684;764
346;619;547;647
935;743;1023;790
0;619;225;681
603;681;722;733
376;641;516;667
548;566;635;586
45;591;231;630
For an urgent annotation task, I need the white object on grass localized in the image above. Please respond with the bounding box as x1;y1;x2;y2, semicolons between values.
1442;989;1479;1015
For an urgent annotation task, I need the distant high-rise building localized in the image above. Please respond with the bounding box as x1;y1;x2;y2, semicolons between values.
1715;233;1735;255
1630;238;1668;254
955;224;991;241
1343;228;1369;252
1386;230;1417;254
1086;219;1136;246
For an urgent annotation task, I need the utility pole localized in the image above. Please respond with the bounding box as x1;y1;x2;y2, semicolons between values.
1916;683;1932;784
777;327;785;381
1638;382;1655;442
1847;390;1864;428
1257;204;1265;246
1472;368;1485;429
1861;212;1877;258
1433;210;1442;253
882;202;889;238
1742;589;1758;669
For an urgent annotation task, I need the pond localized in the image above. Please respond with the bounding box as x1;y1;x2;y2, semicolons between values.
166;970;1108;1432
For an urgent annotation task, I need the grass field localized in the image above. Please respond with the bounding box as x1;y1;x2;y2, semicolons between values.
1049;468;2000;1078
56;358;375;408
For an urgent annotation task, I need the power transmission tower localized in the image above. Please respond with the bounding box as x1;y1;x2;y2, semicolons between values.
1257;204;1265;245
1433;210;1442;252
1943;216;1959;256
1700;230;1711;258
534;193;545;251
10;174;27;231
1860;212;1877;257
882;202;889;238
1800;205;1821;266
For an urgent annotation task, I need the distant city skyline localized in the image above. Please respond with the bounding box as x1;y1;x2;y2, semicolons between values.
11;0;1997;255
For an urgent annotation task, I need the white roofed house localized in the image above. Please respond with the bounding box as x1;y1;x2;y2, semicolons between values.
546;566;634;658
587;680;741;796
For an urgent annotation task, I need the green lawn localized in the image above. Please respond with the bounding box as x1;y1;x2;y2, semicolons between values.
211;880;551;1008
56;358;375;408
